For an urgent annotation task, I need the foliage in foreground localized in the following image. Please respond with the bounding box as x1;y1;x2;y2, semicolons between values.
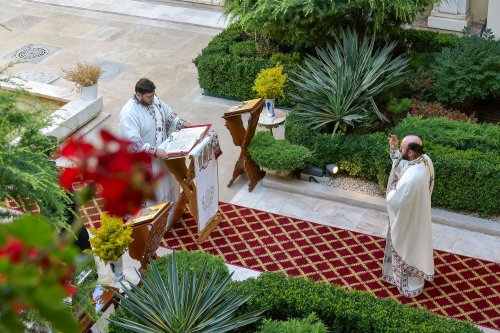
0;74;70;230
258;313;328;333
291;29;407;135
108;253;264;333
0;215;79;333
233;272;481;333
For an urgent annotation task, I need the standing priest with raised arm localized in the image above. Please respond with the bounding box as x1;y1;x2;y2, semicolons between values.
381;134;435;298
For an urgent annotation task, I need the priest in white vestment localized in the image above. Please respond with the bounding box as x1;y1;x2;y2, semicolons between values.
381;135;435;298
119;78;188;223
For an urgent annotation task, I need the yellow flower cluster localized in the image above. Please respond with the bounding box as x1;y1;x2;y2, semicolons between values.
87;213;133;264
253;65;287;99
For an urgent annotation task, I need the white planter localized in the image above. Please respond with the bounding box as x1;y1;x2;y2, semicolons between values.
109;256;125;282
80;84;98;101
265;98;275;118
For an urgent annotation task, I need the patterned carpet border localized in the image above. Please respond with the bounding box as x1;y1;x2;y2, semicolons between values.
80;200;499;330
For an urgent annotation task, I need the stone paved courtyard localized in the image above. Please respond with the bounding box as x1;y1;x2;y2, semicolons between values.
1;1;498;332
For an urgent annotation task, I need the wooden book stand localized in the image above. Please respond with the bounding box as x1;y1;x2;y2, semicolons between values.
128;202;172;271
164;156;222;244
222;98;266;192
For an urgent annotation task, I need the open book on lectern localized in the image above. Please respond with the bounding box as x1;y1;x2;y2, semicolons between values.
158;124;211;158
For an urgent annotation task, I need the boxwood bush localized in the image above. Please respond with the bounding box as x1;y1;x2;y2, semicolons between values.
248;131;313;173
285;111;500;215
194;24;300;107
107;251;229;333
393;116;500;154
232;272;481;333
258;313;328;333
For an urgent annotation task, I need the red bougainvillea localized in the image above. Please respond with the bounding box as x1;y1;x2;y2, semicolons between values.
59;130;162;217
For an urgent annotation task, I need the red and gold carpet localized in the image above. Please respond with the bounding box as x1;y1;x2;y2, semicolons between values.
81;200;499;330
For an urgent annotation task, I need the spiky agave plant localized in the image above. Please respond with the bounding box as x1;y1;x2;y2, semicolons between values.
109;253;264;333
290;29;408;135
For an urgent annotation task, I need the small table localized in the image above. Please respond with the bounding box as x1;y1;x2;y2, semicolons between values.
258;110;287;135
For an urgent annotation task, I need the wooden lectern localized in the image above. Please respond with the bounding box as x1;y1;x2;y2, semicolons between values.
164;154;222;244
128;202;172;271
222;98;266;192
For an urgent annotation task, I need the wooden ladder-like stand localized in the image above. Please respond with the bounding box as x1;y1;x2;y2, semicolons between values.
223;98;266;192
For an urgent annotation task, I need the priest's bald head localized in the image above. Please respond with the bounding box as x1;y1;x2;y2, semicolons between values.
401;135;425;161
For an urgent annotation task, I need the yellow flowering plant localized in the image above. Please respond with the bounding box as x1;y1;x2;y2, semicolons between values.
253;65;287;99
87;213;133;264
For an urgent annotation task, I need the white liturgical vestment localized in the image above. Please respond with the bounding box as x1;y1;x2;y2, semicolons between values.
119;95;187;225
382;149;435;298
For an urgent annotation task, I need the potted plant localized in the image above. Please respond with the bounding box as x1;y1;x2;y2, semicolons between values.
253;65;287;117
87;213;133;282
62;62;103;101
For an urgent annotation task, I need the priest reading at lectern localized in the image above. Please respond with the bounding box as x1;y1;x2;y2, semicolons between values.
119;78;221;224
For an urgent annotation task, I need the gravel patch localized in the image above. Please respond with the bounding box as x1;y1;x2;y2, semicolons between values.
320;175;385;198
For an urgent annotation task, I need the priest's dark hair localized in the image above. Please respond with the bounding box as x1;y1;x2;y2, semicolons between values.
408;142;425;155
135;78;156;94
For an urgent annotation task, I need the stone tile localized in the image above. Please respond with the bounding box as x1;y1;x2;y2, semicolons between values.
2;14;43;30
227;263;261;281
92;58;131;82
14;69;61;84
3;43;60;64
229;182;266;208
357;209;388;237
84;26;125;41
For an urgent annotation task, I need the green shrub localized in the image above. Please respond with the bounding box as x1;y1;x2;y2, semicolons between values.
233;272;481;333
222;0;438;52
387;98;412;114
150;250;229;284
429;145;499;215
248;131;313;173
194;52;271;101
431;32;500;106
258;313;328;333
393;116;499;154
376;27;458;56
229;40;257;58
285;110;500;215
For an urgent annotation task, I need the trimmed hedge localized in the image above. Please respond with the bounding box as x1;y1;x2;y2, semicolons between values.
193;24;300;107
233;272;480;333
393;116;500;154
193;23;271;102
248;131;313;173
258;313;328;333
285;111;500;215
107;251;229;333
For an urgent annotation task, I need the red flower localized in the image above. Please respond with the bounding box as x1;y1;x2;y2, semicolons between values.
0;237;24;263
11;300;25;314
64;283;77;297
58;130;161;217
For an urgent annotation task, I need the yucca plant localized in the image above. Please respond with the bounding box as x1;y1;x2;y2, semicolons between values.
290;29;408;135
109;253;264;333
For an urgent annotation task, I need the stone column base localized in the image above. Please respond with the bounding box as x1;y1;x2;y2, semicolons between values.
428;11;471;32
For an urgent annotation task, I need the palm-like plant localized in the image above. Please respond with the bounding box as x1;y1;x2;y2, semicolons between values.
290;29;408;135
109;253;264;333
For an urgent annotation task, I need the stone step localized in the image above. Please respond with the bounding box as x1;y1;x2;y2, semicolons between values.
262;175;500;238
